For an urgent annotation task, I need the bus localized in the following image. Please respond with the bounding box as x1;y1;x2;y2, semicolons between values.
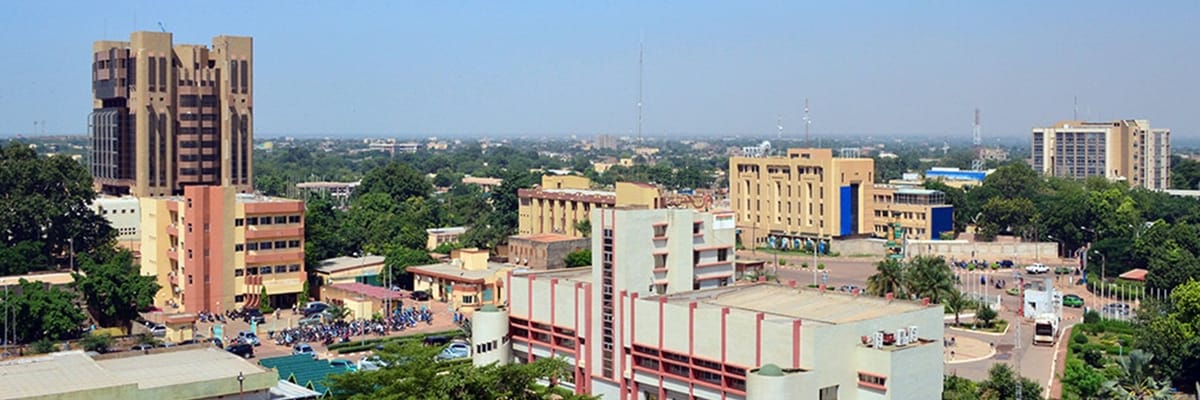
1033;314;1059;346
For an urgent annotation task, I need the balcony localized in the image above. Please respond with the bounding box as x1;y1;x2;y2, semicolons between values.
167;247;178;261
244;226;304;240
166;224;178;237
244;249;304;265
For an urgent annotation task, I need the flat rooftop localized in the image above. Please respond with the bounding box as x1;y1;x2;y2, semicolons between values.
97;347;268;389
664;284;929;324
513;266;592;285
512;233;587;243
408;261;509;282
0;271;75;287
314;255;385;274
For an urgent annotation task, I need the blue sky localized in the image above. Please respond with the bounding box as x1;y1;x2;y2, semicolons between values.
0;1;1195;138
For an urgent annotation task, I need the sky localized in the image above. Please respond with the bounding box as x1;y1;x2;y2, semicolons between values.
0;1;1196;139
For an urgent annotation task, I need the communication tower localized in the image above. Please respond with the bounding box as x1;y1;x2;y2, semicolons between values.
971;108;984;171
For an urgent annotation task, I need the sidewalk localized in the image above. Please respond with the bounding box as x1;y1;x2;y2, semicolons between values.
944;333;996;364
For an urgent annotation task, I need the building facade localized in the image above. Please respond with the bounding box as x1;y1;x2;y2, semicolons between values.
140;186;305;313
518;177;652;238
426;227;467;250
507;233;591;270
1032;120;1171;189
870;186;955;241
91;195;142;249
91;31;253;197
729;148;876;245
409;248;510;312
475;208;945;400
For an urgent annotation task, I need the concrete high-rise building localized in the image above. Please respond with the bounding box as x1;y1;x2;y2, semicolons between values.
90;31;253;197
1032;120;1171;189
140;186;305;313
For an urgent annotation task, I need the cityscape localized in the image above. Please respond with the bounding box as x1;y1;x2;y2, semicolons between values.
1;2;1198;400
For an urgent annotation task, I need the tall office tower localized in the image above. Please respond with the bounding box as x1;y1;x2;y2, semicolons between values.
90;31;253;197
1032;120;1171;189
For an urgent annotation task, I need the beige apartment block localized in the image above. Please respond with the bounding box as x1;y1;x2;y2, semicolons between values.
140;186;305;313
91;31;253;197
1032;119;1171;189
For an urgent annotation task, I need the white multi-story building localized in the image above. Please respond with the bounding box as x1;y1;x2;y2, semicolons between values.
472;208;945;400
91;195;141;247
1032;119;1171;190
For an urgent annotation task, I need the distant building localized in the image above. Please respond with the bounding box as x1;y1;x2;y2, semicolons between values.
296;181;359;207
91;195;141;248
594;134;618;150
408;248;510;311
140;186;306;313
367;139;419;156
426;227;467;250
518;176;664;238
319;282;406;319
506;233;590;270
312;255;385;287
731;148;954;246
1032;119;1170;189
461;176;503;192
592;161;614;174
634;147;660;156
978;147;1009;162
90;31;254;197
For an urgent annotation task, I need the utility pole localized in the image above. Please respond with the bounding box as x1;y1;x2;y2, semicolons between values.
637;38;644;142
803;98;811;147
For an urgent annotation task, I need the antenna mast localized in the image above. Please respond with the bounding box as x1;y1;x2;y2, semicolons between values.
1073;96;1078;120
777;114;783;141
971;108;984;171
637;38;644;142
803;98;811;147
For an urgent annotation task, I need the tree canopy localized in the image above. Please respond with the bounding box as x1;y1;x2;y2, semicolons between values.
0;279;86;342
72;250;160;329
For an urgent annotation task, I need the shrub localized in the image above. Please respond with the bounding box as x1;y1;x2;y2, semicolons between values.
31;338;57;354
817;263;826;270
975;304;998;327
81;333;114;353
1070;343;1083;354
1073;332;1088;345
778;259;786;266
1083;310;1100;324
801;263;809;269
1082;349;1104;368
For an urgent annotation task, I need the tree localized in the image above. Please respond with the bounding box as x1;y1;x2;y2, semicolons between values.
977;364;1044;400
975;304;998;328
1145;243;1200;293
573;219;592;238
976;197;1036;240
903;256;955;303
384;246;434;288
356;161;432;203
1101;350;1172;399
304;194;348;271
259;287;273;313
72;250;159;329
327;340;590;400
0;279;86;342
80;332;115;353
564;249;591;268
1061;359;1106;399
866;259;906;298
943;289;971;326
0;142;115;270
982;163;1042;201
943;375;979;400
325;304;351;322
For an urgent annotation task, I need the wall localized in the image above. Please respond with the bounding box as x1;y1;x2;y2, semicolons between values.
904;240;1058;262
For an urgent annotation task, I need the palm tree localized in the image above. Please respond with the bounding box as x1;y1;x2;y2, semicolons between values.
573;219;591;237
942;289;972;326
325;304;352;322
903;255;955;303
866;259;906;298
1101;350;1173;399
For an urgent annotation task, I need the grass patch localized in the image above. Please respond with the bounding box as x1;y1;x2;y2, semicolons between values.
953;319;1008;334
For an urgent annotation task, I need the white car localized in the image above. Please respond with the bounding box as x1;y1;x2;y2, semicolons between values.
357;355;389;371
1025;263;1049;274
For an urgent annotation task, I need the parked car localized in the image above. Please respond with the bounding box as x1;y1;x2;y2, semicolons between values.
329;359;358;372
837;285;860;293
1024;263;1050;274
298;313;328;326
226;343;254;358
1063;294;1085;308
156;341;177;348
303;302;331;317
1005;287;1021;296
149;324;167;337
411;291;431;301
292;343;317;359
237;331;261;346
357;355;389;371
243;309;266;324
436;342;471;361
130;343;155;352
999;260;1014;268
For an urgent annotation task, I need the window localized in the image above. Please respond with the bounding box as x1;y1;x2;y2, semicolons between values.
234;294;245;302
235;244;244;252
274;216;287;224
462;295;476;304
235;218;244;227
187;274;193;284
260;242;273;250
274;240;287;249
288;264;300;272
288;240;301;248
247;242;258;251
288;215;301;223
717;248;729;262
234;269;244;277
275;265;287;273
187;223;192;232
187;249;193;259
858;373;886;389
259;217;273;225
260;266;272;275
245;217;258;225
246;267;258;276
819;385;839;400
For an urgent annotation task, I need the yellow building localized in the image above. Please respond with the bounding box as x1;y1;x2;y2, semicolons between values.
408;248;511;312
730;148;955;247
517;176;663;238
871;185;955;241
140;185;306;313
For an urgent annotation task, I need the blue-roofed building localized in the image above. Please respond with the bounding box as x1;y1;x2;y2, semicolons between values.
924;167;989;185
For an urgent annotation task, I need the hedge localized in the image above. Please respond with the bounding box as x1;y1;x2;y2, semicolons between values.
329;329;465;354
